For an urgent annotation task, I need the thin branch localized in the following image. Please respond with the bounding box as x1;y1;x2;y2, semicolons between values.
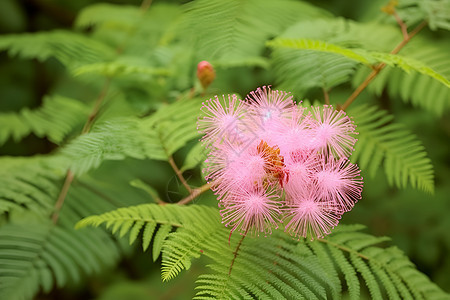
81;78;111;134
322;87;330;105
177;182;212;205
168;156;192;193
140;0;153;11
228;233;247;276
51;78;111;224
51;171;74;223
393;11;408;39
340;20;427;111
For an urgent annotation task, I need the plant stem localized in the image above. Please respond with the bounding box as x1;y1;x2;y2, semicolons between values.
51;78;111;224
322;87;330;105
228;233;247;276
177;182;212;205
340;20;427;111
168;156;192;193
51;170;74;223
81;78;111;134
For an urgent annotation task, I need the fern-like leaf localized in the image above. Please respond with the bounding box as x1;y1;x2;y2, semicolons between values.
268;38;450;88
75;204;218;261
0;95;89;146
353;40;450;116
193;224;449;299
182;0;330;66
0;221;120;300
62;98;202;176
0;31;115;69
348;104;434;193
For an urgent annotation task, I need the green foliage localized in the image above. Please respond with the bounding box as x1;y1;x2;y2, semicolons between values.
76;204;218;261
349;104;434;193
182;0;331;66
62;98;202;176
268;38;450;88
0;95;89;146
353;40;450;115
0;156;64;214
191;224;448;299
0;220;120;300
0;31;115;69
0;0;449;299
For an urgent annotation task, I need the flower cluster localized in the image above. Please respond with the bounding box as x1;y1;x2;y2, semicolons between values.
197;86;363;240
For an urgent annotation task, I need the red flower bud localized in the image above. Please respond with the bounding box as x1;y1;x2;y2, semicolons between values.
197;61;215;90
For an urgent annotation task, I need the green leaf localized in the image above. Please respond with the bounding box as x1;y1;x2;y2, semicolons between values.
349;104;434;193
268;38;450;88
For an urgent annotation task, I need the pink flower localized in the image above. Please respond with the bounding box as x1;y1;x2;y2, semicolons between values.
308;105;357;158
197;86;362;239
220;185;281;236
283;186;342;240
314;156;363;212
197;94;247;147
246;86;294;133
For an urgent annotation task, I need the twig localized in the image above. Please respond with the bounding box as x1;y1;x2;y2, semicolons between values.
168;156;192;193
177;182;212;205
340;20;427;111
140;0;153;11
322;87;330;105
52;78;112;224
228;233;247;276
393;11;408;39
81;78;111;134
51;171;74;223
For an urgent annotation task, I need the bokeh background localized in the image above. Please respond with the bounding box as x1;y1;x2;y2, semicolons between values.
1;0;449;299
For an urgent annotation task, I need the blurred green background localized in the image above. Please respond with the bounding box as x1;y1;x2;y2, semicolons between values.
0;0;449;299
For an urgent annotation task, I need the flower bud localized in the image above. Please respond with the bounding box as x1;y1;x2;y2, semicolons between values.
197;61;215;90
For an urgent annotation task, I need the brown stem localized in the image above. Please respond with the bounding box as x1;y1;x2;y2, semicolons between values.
340;20;427;111
168;156;192;193
51;170;74;223
393;11;408;39
52;78;111;224
140;0;153;11
228;233;247;276
177;182;212;205
322;87;330;105
82;78;111;134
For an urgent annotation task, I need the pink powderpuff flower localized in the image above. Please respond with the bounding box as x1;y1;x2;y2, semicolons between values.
283;186;342;240
220;185;281;236
197;94;247;148
204;143;268;201
308;105;357;158
198;86;363;238
271;106;315;156
314;156;363;212
246;86;294;133
283;150;319;198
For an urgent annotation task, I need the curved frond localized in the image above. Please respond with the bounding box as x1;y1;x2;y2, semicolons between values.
0;95;89;146
348;104;434;193
76;204;218;261
72;61;171;78
353;40;450;116
0;157;64;215
268;38;450;88
396;0;450;31
182;0;330;66
62;98;202;176
0;31;115;69
193;224;448;299
0;221;120;300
